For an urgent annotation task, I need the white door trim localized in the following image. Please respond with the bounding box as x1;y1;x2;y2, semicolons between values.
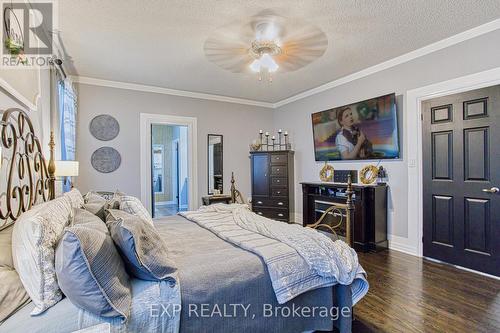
406;67;500;257
140;113;198;215
171;139;179;207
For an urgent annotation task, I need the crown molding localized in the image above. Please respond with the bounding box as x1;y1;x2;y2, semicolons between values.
72;76;275;109
72;19;499;110
274;18;500;108
0;78;38;111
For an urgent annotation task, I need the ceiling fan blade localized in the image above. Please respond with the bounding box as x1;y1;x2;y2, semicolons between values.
204;36;252;73
274;24;328;71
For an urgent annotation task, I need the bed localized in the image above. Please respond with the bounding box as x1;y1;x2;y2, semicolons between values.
0;108;368;333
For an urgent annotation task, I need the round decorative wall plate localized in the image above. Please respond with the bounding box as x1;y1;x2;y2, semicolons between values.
91;147;121;173
319;163;334;182
89;114;120;141
360;165;379;184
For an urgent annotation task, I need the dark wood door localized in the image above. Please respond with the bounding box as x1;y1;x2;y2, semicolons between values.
251;154;269;196
422;85;500;276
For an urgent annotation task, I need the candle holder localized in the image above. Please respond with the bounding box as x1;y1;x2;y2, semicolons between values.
252;129;291;151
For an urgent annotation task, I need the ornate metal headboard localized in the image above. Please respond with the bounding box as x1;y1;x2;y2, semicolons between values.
306;175;355;246
0;108;56;229
229;172;246;204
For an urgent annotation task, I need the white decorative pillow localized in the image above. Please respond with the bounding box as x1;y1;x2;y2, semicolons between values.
63;188;84;208
119;196;154;225
12;196;73;315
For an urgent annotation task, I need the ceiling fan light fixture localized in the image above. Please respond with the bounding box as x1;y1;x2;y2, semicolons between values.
204;10;328;83
260;53;279;72
249;53;279;76
249;59;261;72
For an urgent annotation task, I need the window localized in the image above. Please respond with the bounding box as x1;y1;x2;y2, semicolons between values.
58;78;77;192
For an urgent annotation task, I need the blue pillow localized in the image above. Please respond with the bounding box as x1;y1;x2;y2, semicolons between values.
105;209;177;281
55;209;131;320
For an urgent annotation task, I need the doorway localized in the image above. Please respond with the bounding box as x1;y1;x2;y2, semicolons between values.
140;113;198;217
151;124;188;217
422;85;500;276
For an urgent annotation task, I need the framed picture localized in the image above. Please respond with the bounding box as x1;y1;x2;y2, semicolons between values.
312;93;400;161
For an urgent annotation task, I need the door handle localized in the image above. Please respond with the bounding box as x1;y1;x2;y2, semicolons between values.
482;187;499;193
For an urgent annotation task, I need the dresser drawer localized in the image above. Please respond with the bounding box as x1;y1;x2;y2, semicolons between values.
271;177;287;187
271;165;287;176
270;154;287;165
252;207;289;221
253;197;288;208
271;188;287;197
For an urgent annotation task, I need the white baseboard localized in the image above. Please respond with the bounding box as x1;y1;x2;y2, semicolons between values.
388;235;418;256
155;200;176;206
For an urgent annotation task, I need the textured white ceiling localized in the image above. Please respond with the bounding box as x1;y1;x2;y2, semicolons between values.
58;0;500;103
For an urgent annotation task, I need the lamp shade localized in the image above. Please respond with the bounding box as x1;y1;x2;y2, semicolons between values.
55;160;79;177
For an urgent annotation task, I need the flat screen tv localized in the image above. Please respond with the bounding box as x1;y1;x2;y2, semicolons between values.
311;93;400;161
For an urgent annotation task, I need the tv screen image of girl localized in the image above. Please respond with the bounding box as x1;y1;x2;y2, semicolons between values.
312;93;400;161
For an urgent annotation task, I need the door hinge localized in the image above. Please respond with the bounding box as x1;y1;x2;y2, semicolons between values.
420;113;423;121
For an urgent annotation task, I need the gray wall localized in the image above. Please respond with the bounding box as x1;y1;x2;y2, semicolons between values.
75;29;500;241
75;83;273;206
273;29;500;238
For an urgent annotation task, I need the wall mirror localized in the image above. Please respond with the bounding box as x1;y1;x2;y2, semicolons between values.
207;134;223;194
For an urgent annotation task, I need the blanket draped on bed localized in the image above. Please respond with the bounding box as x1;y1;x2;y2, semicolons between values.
180;204;368;305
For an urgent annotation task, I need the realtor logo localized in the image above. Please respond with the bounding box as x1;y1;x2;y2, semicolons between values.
1;1;55;67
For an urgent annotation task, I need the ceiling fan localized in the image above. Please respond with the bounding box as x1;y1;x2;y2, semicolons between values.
204;10;328;82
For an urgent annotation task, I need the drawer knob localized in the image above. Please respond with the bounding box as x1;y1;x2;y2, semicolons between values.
257;201;263;204
257;212;263;215
276;180;280;183
278;213;284;217
276;157;280;160
276;191;281;194
278;202;283;206
277;168;280;171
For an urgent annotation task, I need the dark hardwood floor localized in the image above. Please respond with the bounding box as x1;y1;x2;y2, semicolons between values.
353;250;500;333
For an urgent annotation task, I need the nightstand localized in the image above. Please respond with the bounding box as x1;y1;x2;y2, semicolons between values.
202;194;232;205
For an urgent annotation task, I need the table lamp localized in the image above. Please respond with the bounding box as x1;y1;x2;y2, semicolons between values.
55;160;79;188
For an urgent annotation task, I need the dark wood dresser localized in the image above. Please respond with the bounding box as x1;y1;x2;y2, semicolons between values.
250;151;294;223
302;182;388;252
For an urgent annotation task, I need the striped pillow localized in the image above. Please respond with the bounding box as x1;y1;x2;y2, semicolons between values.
119;196;154;225
63;188;84;208
106;209;176;281
55;209;131;319
12;196;73;315
83;192;108;221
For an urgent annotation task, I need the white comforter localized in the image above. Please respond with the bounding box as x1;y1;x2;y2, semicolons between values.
180;204;368;304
